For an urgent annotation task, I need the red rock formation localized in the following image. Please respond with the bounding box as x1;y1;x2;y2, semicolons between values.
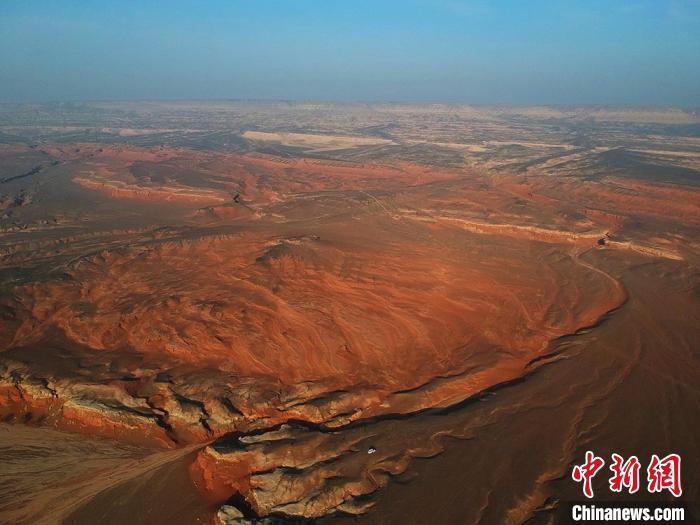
2;143;696;521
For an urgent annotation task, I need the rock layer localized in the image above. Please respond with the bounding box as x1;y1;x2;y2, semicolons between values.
0;142;697;521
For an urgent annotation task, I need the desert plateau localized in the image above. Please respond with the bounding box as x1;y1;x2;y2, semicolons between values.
0;101;698;524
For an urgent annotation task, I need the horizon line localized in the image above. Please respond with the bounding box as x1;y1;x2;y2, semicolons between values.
0;98;698;111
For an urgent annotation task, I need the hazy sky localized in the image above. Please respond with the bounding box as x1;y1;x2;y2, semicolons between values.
1;0;699;105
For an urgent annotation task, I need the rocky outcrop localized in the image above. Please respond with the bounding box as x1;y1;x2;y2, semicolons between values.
1;143;695;522
73;176;230;205
194;424;387;520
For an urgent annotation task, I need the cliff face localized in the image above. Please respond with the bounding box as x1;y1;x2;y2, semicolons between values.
1;143;697;521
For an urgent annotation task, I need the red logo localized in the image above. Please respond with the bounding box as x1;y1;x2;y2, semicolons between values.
572;452;682;499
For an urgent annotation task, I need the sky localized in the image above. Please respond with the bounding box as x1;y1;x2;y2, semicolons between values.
1;0;699;105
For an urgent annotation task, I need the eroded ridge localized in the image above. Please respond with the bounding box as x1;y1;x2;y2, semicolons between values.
0;138;696;522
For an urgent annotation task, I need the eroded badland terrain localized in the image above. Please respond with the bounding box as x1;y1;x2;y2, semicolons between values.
0;102;698;524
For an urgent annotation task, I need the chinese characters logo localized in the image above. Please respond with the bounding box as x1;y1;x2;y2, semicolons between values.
572;451;681;498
